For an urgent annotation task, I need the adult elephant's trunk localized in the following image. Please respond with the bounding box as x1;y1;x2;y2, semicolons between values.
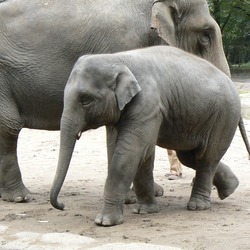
208;22;250;158
50;116;78;210
209;41;231;78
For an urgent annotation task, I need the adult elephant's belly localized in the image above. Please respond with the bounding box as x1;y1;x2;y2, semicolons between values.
21;91;64;130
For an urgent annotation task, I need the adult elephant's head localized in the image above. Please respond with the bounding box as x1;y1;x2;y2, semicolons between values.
151;0;230;76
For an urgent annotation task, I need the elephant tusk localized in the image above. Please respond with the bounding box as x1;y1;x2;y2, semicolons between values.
76;131;82;140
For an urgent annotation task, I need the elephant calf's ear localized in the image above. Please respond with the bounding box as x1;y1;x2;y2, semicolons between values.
115;66;141;110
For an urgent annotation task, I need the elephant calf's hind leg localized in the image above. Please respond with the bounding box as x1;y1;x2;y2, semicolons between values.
213;162;239;200
187;166;214;211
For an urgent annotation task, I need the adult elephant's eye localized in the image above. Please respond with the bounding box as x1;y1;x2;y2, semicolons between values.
79;95;93;106
200;29;211;45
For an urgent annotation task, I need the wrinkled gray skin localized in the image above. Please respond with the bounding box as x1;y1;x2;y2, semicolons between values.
50;46;241;226
0;0;241;202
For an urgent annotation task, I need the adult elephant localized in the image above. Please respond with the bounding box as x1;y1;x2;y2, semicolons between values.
0;0;247;202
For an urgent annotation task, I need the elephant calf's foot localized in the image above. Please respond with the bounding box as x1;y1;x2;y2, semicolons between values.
215;175;239;200
0;184;31;202
125;189;137;204
126;182;164;204
214;162;239;200
187;196;211;211
95;203;124;226
132;202;159;214
154;182;164;197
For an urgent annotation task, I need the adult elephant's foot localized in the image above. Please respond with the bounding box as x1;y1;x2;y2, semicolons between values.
187;196;211;210
125;182;164;204
213;162;239;200
132;201;159;214
0;182;31;202
95;202;124;226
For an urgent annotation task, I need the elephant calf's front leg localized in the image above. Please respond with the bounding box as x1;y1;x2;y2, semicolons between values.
95;198;124;226
132;152;159;214
95;151;139;226
95;179;129;226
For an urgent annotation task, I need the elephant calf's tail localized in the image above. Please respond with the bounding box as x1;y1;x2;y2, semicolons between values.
239;117;250;160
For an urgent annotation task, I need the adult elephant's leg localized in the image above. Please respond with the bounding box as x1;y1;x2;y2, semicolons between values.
0;132;31;202
213;162;239;200
132;149;159;214
0;103;31;202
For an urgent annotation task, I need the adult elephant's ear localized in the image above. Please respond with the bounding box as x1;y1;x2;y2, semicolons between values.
151;0;178;46
114;66;141;111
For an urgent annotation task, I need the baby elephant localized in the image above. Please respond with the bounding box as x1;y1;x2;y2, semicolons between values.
50;46;240;226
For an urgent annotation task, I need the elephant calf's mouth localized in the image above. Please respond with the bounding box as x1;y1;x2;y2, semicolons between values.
76;131;82;140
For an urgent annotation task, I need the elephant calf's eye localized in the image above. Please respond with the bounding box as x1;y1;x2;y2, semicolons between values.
79;95;94;106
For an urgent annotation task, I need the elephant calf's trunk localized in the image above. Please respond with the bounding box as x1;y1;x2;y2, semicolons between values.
50;119;78;210
50;189;65;210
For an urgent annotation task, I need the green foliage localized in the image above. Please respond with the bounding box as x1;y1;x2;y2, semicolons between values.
208;0;250;65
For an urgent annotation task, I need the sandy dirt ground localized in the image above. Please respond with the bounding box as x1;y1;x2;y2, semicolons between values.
0;77;250;250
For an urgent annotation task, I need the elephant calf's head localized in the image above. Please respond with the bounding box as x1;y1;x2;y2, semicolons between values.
63;55;141;137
